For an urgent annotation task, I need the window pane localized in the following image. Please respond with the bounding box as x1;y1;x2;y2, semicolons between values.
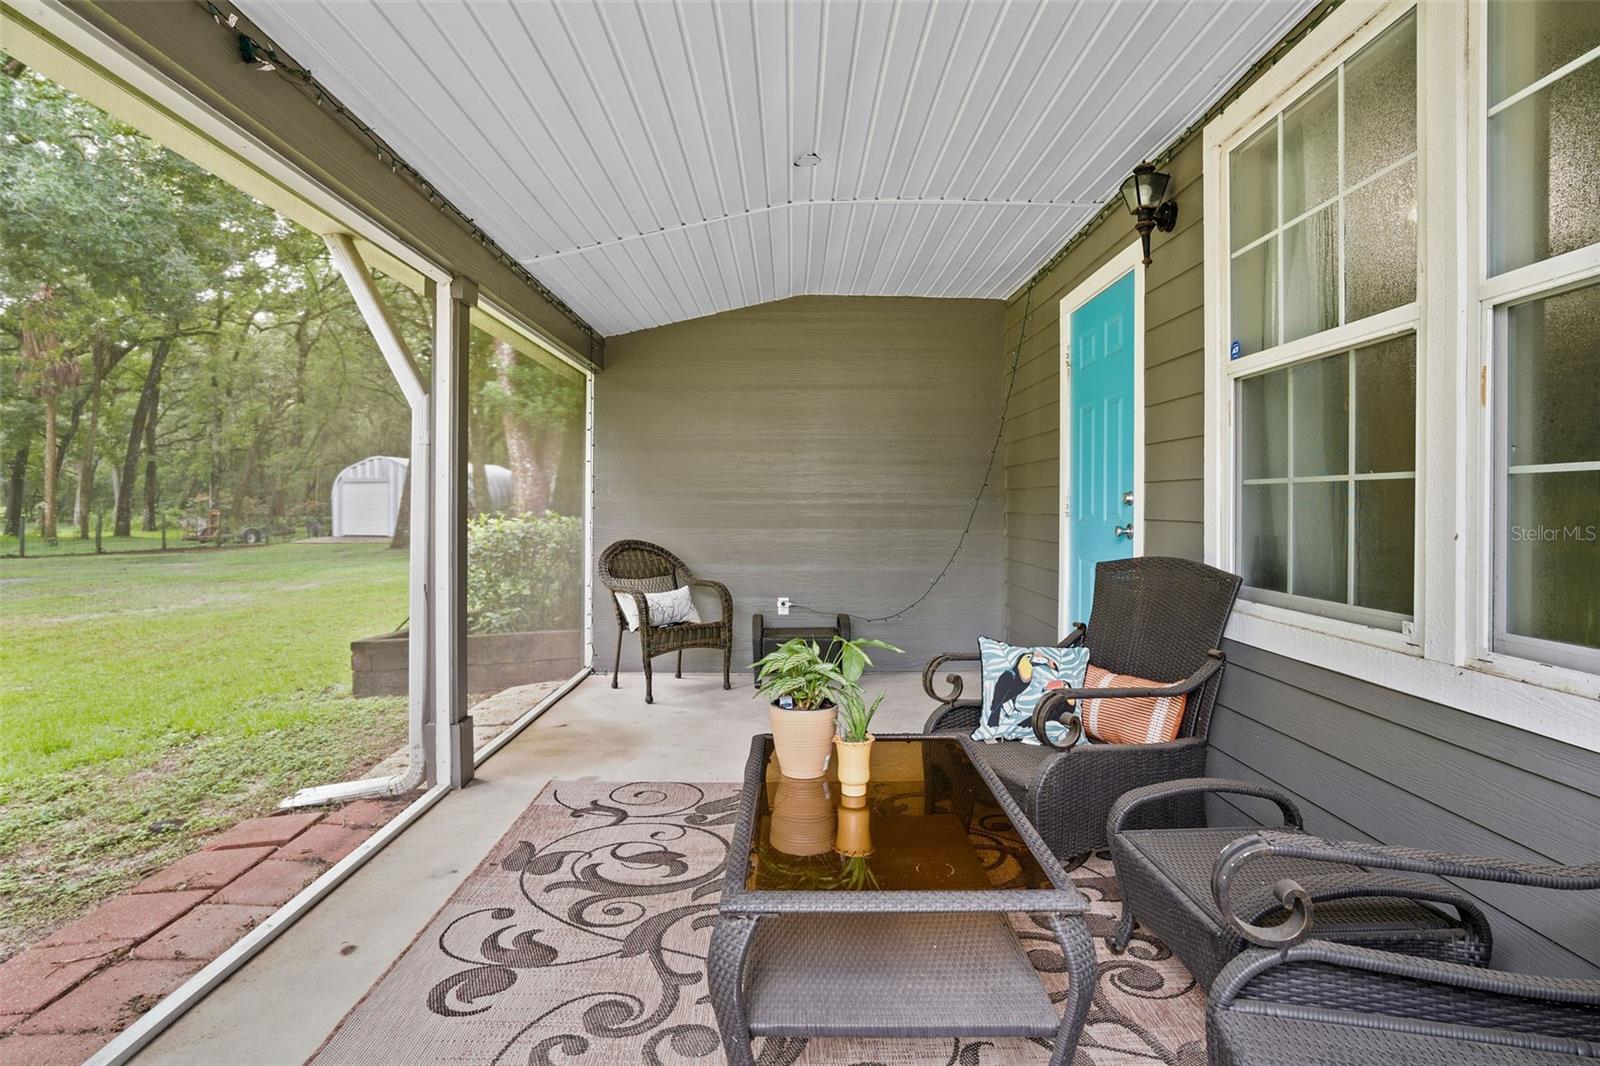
1282;205;1338;344
1488;0;1600;105
1355;478;1415;614
1291;482;1348;602
1506;282;1600;468
1242;484;1288;592
1353;335;1416;475
1344;11;1420;184
1505;471;1600;649
1488;58;1600;274
1240;371;1288;480
1290;353;1348;477
1344;12;1417;187
1344;159;1417;321
1230;238;1277;357
1230;123;1278;250
1282;76;1338;219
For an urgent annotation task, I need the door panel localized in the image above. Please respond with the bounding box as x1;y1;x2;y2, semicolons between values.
1067;270;1137;625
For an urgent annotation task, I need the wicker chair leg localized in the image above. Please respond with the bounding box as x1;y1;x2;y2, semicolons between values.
722;640;731;690
643;652;654;704
611;625;623;688
708;915;759;1066
1047;914;1097;1066
1110;906;1135;954
675;649;682;679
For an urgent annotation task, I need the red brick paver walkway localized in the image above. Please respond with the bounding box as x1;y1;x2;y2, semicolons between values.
0;796;414;1065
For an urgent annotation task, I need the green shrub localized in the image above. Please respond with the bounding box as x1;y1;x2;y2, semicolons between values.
465;512;583;634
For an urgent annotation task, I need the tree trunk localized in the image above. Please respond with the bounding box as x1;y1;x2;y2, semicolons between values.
5;445;28;536
41;390;59;541
115;338;169;537
74;342;112;539
389;468;410;550
141;377;159;530
493;339;552;515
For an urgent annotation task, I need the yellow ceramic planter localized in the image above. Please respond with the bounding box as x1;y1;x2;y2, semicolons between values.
833;734;874;797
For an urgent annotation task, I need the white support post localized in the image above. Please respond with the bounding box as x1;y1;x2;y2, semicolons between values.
433;275;476;789
281;237;431;808
322;234;426;406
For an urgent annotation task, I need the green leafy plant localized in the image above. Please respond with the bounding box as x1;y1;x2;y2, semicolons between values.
834;687;885;743
752;635;902;732
465;512;583;633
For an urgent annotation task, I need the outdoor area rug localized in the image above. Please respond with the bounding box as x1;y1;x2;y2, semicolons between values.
310;781;1206;1066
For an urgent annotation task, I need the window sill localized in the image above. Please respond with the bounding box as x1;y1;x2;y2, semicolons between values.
1224;605;1600;752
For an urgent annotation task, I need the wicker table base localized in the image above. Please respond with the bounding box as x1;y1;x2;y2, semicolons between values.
709;734;1095;1065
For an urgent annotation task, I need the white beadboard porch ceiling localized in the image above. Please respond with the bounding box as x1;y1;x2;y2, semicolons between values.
238;0;1314;337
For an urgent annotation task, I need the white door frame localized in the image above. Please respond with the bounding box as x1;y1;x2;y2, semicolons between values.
1058;240;1146;636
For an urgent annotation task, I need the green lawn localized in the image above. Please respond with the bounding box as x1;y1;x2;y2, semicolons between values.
0;543;410;958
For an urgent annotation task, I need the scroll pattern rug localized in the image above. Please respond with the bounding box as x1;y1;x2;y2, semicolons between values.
310;782;1206;1065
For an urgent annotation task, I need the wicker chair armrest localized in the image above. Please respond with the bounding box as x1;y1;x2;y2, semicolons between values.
1107;776;1303;838
1215;940;1600;1016
1212;830;1600;950
686;578;733;623
1031;652;1224;748
921;651;980;703
1060;623;1088;647
1028;733;1209;789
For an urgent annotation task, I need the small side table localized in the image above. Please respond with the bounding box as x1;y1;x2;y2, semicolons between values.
750;613;851;689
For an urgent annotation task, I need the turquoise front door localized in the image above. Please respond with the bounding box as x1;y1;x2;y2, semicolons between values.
1067;269;1136;626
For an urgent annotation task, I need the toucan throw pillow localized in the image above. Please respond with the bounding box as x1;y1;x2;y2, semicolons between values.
972;637;1090;744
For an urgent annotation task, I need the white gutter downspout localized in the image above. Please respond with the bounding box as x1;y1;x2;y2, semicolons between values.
280;235;432;808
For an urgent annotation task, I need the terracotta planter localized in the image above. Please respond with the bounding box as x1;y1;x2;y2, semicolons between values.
834;794;873;857
768;776;835;857
768;703;835;779
832;734;874;797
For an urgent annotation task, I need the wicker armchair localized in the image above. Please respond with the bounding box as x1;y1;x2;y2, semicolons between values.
598;540;732;704
1207;833;1600;1064
1107;777;1492;988
923;556;1241;858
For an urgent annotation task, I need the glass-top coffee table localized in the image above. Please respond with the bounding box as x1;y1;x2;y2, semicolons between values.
709;734;1095;1065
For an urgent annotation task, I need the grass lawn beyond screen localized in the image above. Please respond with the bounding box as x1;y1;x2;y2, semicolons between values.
0;542;409;959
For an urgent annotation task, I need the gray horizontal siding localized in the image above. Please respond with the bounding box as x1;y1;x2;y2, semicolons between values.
594;295;1005;674
1208;640;1600;978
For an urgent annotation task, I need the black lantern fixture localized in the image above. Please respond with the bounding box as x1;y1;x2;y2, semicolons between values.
1121;162;1178;266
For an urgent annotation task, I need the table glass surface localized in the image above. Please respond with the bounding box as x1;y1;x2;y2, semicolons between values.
747;737;1055;893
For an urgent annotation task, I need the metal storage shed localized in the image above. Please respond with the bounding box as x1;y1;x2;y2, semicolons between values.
331;456;513;536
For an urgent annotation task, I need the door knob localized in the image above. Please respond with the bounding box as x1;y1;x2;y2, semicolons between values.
1122;490;1135;506
1114;523;1134;539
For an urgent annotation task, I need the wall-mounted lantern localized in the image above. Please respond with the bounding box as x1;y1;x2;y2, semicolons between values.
1121;162;1178;266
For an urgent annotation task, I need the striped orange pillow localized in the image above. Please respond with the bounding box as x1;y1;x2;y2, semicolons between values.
1080;664;1188;745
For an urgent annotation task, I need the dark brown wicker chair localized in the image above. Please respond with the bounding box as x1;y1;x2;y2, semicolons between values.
923;556;1242;859
598;539;732;704
1207;833;1600;1064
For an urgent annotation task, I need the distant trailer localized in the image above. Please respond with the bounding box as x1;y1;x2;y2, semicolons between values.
330;456;512;537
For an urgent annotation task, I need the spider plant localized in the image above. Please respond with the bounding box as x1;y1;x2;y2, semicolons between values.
833;686;886;743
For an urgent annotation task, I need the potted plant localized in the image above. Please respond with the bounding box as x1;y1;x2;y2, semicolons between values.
753;635;900;779
832;687;884;797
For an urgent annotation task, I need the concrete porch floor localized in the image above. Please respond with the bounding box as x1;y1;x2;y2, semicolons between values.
133;668;977;1065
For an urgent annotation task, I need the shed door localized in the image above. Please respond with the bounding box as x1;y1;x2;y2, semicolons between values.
340;481;392;536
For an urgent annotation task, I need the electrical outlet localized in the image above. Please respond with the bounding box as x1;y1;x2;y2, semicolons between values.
776;597;791;616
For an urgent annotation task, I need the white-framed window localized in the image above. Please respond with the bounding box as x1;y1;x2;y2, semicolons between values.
1480;0;1600;677
1220;7;1421;632
1203;0;1600;749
